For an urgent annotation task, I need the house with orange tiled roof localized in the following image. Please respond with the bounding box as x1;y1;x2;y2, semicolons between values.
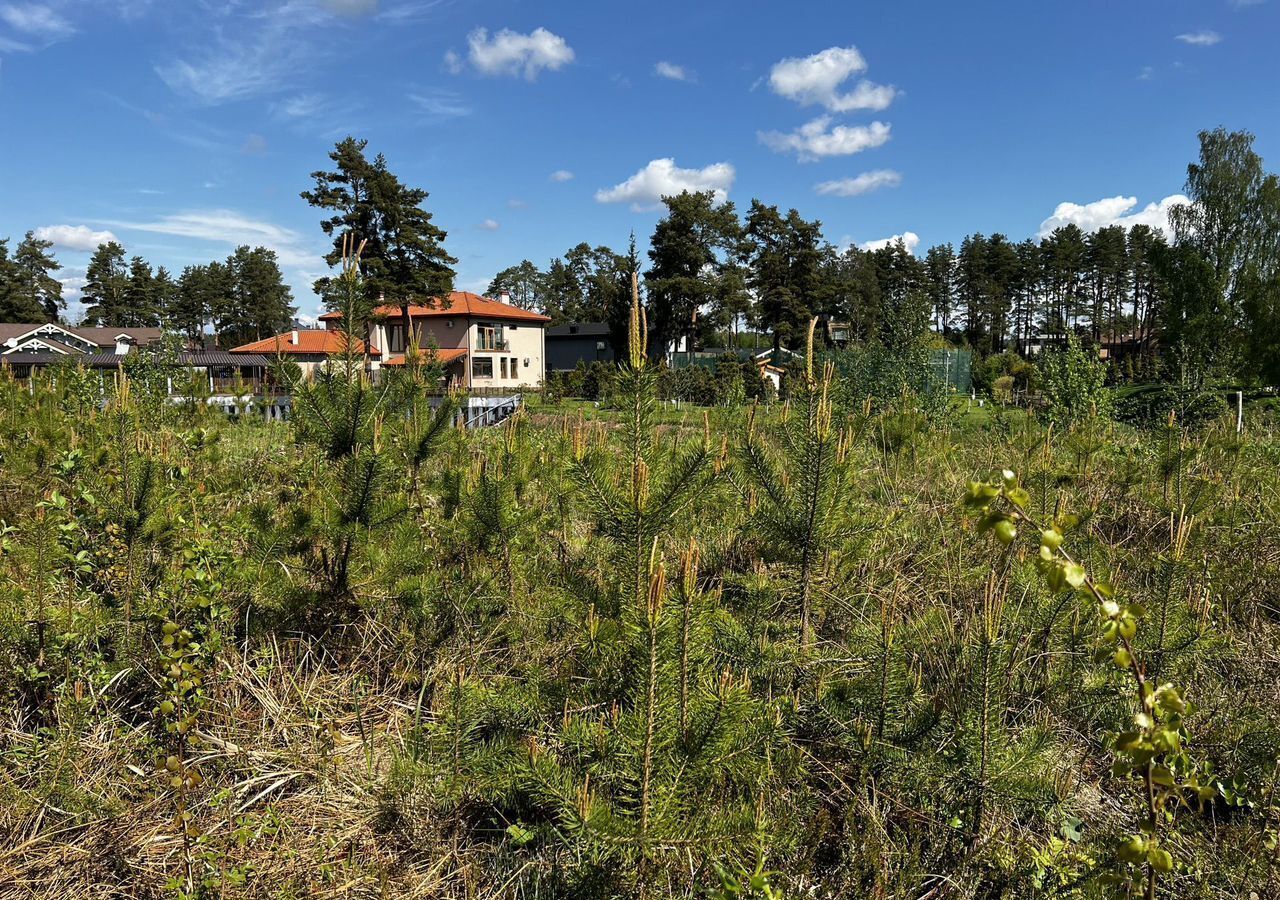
228;328;380;378
318;290;550;390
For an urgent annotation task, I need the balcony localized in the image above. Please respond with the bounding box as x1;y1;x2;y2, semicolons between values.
476;337;510;352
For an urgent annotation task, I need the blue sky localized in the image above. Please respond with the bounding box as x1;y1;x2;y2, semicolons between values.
2;0;1278;323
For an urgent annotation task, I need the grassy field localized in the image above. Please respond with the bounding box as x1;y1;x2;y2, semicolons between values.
1;367;1278;899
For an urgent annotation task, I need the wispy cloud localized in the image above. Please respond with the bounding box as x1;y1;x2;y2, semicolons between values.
97;209;324;270
0;3;74;40
477;218;500;231
815;169;901;197
550;169;574;182
406;88;471;120
1175;29;1222;45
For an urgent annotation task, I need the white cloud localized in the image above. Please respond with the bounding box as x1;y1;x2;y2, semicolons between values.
861;231;920;253
654;60;692;82
455;26;574;79
0;3;74;39
34;224;118;251
768;45;896;112
98;209;323;270
550;169;575;182
477;218;500;231
759;116;891;162
1037;194;1191;238
1175;30;1222;45
815;169;901;197
594;158;735;211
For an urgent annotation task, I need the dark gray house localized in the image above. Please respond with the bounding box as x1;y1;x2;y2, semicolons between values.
546;322;615;371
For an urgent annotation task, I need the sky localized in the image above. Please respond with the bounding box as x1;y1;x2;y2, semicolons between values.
2;0;1279;324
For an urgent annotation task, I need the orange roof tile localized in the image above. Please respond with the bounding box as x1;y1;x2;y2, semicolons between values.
318;292;551;324
229;330;381;356
383;347;468;367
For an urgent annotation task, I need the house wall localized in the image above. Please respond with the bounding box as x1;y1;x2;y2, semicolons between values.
547;335;614;371
466;320;544;390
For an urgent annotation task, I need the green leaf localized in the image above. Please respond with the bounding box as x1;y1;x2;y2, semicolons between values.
1063;562;1086;589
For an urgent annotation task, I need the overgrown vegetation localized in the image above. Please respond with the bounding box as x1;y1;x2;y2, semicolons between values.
1;288;1278;898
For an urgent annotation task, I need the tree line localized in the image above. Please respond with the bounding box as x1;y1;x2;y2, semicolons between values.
80;241;295;347
0;232;296;349
485;127;1280;386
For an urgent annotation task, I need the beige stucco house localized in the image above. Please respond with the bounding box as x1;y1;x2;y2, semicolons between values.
318;291;550;390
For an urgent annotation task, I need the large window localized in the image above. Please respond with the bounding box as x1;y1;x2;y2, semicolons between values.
477;323;506;351
472;357;493;378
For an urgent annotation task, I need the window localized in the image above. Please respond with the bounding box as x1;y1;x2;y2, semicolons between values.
388;324;406;353
472;357;493;378
499;357;508;379
477;323;506;351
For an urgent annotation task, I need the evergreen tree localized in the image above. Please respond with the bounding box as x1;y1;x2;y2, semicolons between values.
644;191;742;359
122;255;161;327
172;262;232;344
153;266;177;332
869;239;929;352
924;242;956;336
743;201;825;352
486;259;546;310
0;238;46;321
11;231;64;321
302;136;456;350
224;246;294;346
81;241;130;326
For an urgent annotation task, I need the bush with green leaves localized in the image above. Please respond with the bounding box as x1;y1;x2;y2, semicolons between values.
1038;332;1112;423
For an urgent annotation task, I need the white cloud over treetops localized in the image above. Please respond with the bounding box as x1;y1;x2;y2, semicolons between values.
815;169;902;197
860;232;920;253
594;158;736;211
759;117;890;162
34;224;118;251
768;45;896;112
1036;194;1191;239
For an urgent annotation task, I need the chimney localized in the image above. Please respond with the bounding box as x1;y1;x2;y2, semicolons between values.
499;290;512;305
291;329;298;345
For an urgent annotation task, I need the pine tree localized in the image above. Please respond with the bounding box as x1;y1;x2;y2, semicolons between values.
81;241;130;326
122;255;161;327
12;231;64;321
645;191;742;359
736;321;853;651
743;201;825;352
0;238;46;321
302;136;457;354
225;246;294;346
